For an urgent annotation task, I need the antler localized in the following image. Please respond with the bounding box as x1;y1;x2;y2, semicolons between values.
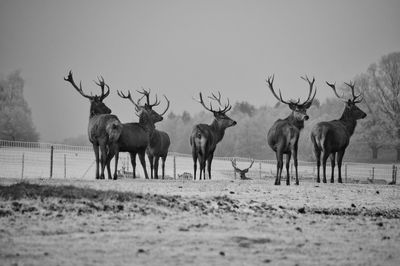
159;95;170;116
64;70;111;101
299;75;317;107
194;92;232;114
245;159;255;171
209;91;232;113
64;70;92;99
231;159;240;172
117;90;140;111
94;76;110;101
265;75;290;105
326;81;345;100
137;88;160;108
344;81;363;103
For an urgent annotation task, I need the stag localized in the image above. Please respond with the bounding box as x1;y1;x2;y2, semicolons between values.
139;90;171;179
310;81;366;183
231;159;254;180
64;70;122;180
190;92;237;180
109;89;168;180
266;75;316;185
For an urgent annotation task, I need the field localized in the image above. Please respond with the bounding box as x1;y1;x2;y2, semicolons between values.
1;177;400;266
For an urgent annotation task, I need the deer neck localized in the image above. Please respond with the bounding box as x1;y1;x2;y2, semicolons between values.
287;113;305;130
139;115;156;135
339;110;358;136
210;119;226;143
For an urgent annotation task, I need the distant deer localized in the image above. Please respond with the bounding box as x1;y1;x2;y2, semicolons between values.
64;70;122;180
190;92;237;180
231;159;254;180
266;75;316;185
137;90;171;179
109;89;168;180
311;81;366;183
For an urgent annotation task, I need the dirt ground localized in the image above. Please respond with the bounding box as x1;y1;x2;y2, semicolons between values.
0;177;399;266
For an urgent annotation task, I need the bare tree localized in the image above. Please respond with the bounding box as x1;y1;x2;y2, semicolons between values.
368;52;400;161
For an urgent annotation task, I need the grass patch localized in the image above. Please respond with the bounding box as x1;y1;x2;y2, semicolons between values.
0;182;141;202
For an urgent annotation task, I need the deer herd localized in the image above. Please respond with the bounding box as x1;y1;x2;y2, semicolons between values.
64;70;366;185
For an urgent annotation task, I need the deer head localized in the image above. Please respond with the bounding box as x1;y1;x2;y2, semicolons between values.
117;89;164;124
136;88;170;121
326;81;367;120
64;70;112;116
266;75;316;121
194;91;237;129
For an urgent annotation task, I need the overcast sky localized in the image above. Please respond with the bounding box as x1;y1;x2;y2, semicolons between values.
1;0;399;142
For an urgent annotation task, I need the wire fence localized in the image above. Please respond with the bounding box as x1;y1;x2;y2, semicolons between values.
0;140;398;184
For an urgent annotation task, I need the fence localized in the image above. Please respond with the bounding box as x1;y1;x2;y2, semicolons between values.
0;140;398;184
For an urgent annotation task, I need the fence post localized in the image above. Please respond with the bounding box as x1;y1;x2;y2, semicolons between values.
50;146;54;178
21;153;25;179
173;156;176;179
233;158;237;179
371;167;375;182
64;154;67;178
345;164;348;183
392;165;397;184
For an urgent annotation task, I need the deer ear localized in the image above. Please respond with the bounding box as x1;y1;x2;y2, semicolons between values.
288;103;296;111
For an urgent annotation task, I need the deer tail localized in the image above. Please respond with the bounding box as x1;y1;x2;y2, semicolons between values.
107;119;123;143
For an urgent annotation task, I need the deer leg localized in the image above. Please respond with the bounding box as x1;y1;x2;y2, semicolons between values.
275;152;283;185
285;152;291;186
112;149;119;180
148;154;154;179
314;149;321;183
105;146;115;180
192;154;198;180
161;156;166;179
337;150;345;183
207;153;214;180
99;143;108;180
200;155;207;181
330;153;336;183
129;152;137;179
322;152;330;183
92;143;100;179
138;152;149;179
198;155;203;180
293;149;299;185
154;156;160;179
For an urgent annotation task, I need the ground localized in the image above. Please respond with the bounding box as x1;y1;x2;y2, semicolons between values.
0;177;399;266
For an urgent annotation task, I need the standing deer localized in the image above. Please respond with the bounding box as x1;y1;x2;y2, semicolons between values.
64;71;122;180
109;89;168;180
266;75;316;185
139;90;171;179
311;81;366;183
231;159;254;180
190;92;237;180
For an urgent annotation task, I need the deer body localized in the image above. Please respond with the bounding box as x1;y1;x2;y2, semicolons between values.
266;75;316;185
64;71;122;180
311;81;366;183
190;92;236;180
147;129;170;179
109;90;168;180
